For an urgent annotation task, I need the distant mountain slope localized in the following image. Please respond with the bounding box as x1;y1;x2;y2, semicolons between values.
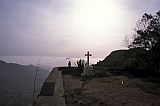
0;60;50;106
95;48;147;69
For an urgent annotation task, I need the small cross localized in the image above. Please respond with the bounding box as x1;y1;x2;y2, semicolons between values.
85;51;92;67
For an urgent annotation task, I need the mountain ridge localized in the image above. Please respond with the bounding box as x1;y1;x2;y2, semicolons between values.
0;59;50;106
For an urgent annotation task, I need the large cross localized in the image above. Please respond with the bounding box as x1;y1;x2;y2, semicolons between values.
85;51;92;67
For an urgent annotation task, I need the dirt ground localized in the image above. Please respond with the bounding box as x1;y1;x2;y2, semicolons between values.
63;74;160;106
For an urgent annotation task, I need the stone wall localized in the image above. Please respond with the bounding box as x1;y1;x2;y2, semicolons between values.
35;67;65;106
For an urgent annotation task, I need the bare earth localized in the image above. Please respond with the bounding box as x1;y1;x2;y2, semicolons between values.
63;75;160;106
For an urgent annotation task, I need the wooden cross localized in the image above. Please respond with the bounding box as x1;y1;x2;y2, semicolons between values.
85;51;92;67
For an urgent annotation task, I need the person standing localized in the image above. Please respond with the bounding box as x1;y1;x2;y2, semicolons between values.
68;61;71;67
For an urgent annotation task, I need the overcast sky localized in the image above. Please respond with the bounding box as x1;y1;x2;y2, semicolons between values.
0;0;160;58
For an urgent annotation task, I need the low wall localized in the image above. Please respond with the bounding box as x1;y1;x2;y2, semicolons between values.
35;67;65;106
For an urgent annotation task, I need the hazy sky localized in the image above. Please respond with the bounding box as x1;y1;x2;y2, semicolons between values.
0;0;160;58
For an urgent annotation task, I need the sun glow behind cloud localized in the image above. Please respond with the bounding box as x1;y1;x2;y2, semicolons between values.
32;0;136;57
71;0;123;34
57;0;126;55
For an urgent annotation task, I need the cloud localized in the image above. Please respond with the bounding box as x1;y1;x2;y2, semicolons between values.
0;0;159;57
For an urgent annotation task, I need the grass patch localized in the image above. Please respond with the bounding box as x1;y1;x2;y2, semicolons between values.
63;74;160;106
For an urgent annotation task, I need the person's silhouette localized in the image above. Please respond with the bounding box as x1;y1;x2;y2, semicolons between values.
68;61;71;67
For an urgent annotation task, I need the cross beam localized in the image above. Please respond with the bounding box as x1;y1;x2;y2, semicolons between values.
85;51;92;67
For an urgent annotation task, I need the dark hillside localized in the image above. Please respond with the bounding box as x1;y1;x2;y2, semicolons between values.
95;48;147;69
0;60;49;106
